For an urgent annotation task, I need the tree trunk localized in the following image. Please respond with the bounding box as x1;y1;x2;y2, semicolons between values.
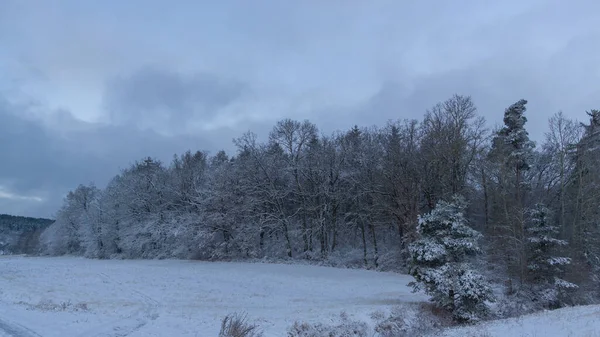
369;223;379;268
331;203;338;252
360;221;368;267
320;220;327;256
302;214;309;253
481;167;489;229
282;221;293;258
259;227;265;253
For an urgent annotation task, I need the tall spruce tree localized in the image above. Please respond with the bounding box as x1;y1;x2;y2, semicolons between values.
488;99;535;281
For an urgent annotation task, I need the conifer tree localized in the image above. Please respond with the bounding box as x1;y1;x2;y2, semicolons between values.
526;203;577;308
408;196;495;322
488;99;536;281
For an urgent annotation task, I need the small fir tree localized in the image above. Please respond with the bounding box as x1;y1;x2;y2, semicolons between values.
408;196;495;323
526;203;577;308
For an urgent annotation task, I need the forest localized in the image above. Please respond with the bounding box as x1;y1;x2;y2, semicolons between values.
0;214;53;254
39;94;600;320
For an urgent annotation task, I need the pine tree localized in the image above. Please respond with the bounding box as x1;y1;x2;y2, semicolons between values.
526;203;577;308
493;99;535;174
408;196;495;323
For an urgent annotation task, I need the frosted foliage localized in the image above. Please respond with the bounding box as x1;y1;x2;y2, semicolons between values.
408;239;447;263
547;257;571;266
554;277;578;289
408;196;494;323
415;198;481;262
453;269;496;322
528;236;568;245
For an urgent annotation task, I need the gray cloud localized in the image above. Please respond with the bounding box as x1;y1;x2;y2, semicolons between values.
104;66;247;134
0;96;225;218
314;27;600;140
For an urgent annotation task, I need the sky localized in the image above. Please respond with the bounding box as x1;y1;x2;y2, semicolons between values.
1;0;599;218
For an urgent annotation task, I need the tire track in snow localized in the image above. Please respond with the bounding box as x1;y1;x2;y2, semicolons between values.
74;272;160;337
0;260;42;337
0;317;42;337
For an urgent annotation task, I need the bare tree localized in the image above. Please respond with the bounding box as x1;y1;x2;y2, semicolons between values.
541;112;583;236
421;95;487;208
269;119;318;253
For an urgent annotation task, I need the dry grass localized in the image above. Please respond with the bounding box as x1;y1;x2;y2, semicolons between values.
218;312;263;337
16;299;89;312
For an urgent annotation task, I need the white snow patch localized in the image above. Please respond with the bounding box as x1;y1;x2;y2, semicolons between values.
438;304;600;337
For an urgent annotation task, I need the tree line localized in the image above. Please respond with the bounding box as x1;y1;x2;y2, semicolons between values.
0;214;53;254
40;94;600;317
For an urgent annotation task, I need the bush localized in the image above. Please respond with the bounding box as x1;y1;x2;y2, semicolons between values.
287;312;369;337
372;303;453;337
373;313;406;337
219;312;263;337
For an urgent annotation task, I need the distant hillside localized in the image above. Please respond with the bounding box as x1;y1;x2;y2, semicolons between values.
0;214;54;254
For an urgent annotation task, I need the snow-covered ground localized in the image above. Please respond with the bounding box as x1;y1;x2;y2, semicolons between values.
439;304;600;337
2;256;598;337
0;256;426;336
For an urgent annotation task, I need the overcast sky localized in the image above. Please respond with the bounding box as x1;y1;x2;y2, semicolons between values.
1;0;599;218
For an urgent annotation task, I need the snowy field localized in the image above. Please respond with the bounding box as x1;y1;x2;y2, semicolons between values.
2;256;599;337
0;256;426;336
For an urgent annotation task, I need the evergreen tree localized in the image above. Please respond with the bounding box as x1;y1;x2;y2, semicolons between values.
492;99;535;175
488;99;536;281
526;203;577;308
408;196;495;322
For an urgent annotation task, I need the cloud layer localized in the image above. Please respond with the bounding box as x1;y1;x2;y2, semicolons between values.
1;0;599;217
104;66;247;134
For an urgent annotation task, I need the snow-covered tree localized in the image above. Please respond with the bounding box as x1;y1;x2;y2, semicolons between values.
408;196;494;322
491;99;535;175
93;176;123;258
41;184;100;256
526;203;577;308
169;150;208;212
195;151;257;259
